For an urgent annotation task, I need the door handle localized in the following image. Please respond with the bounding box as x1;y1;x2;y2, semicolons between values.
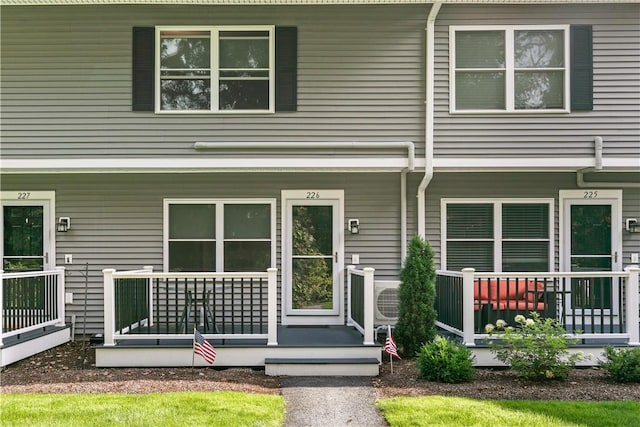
334;252;338;262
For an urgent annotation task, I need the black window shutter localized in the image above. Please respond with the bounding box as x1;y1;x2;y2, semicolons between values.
570;25;593;111
276;26;297;112
132;27;155;111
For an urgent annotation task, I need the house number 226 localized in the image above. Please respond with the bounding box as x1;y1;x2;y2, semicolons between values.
583;191;598;199
306;192;320;199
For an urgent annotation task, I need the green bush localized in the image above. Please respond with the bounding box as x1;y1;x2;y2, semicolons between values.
488;313;583;381
394;235;437;357
600;346;640;383
417;336;475;383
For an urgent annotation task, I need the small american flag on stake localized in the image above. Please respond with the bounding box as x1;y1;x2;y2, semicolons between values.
193;328;216;364
384;327;401;359
384;325;400;374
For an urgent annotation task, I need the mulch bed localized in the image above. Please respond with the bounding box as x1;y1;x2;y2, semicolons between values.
2;341;639;400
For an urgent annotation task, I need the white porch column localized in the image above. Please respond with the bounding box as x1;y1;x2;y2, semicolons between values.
56;267;66;326
267;268;278;346
462;268;476;346
143;266;154;327
102;268;116;346
363;267;375;345
0;270;4;347
346;265;355;326
625;266;640;346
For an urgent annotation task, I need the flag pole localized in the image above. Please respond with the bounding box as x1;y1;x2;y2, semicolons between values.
388;325;394;374
192;327;196;374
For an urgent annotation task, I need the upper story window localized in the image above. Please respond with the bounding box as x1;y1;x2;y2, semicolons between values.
157;26;275;113
450;26;570;113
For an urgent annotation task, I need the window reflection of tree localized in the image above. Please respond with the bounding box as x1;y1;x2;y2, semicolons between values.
292;207;333;310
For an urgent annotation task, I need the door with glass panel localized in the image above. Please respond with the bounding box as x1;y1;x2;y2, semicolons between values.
2;198;52;273
561;190;622;316
282;191;344;325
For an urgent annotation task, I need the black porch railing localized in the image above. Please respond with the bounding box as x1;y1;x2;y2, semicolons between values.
435;269;640;345
435;273;463;332
104;268;279;345
1;269;65;340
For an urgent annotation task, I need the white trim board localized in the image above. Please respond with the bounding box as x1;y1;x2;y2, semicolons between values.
0;158;412;174
433;157;639;171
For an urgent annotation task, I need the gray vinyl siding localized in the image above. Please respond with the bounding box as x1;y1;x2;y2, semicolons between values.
421;172;640;271
0;5;427;159
1;172;403;334
433;3;640;159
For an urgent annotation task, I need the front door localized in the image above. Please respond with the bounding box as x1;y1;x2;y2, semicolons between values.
282;190;344;325
560;190;622;315
1;191;55;272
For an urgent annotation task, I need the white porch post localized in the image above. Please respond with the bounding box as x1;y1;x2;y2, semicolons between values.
346;265;354;326
143;266;154;327
56;267;66;326
462;268;476;346
625;266;640;346
363;267;375;345
103;268;116;346
0;270;4;347
267;267;278;346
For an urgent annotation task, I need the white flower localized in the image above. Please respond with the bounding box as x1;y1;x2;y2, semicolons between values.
495;319;507;328
525;318;535;326
485;323;495;333
514;315;526;324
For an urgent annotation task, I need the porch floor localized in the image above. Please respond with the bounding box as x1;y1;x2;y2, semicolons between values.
104;325;371;348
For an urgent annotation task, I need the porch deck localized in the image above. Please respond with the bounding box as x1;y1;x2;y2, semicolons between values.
98;325;368;348
95;325;381;375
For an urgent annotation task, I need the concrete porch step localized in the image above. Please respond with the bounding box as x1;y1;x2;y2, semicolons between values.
265;357;380;377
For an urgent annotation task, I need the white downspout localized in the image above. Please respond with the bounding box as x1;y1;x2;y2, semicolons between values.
417;2;442;238
401;170;408;262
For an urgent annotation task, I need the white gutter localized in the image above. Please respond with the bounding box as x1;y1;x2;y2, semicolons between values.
3;0;637;5
194;141;415;171
417;1;442;238
577;137;640;188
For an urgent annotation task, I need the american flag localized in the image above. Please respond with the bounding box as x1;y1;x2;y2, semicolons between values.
194;329;216;364
384;327;401;359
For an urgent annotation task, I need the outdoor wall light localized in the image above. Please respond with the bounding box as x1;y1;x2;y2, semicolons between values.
626;218;640;233
348;219;360;234
57;217;71;233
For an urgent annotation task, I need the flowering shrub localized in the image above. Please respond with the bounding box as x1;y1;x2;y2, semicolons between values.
487;312;583;380
417;336;475;383
600;346;640;383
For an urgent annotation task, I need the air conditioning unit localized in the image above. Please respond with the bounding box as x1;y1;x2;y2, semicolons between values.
374;280;400;326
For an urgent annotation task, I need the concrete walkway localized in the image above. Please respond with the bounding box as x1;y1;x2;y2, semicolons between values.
281;377;388;427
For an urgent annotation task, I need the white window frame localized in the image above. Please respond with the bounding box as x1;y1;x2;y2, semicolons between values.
155;26;275;114
441;198;555;272
449;25;570;114
163;198;276;272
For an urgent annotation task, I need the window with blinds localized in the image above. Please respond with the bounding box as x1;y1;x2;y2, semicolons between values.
444;201;551;272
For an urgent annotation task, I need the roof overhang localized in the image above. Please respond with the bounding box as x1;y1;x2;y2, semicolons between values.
0;157;416;174
1;0;638;5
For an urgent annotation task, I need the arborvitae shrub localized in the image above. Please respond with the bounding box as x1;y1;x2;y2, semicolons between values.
394;235;437;357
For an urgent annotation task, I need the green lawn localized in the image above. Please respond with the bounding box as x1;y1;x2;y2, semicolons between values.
378;396;640;427
1;392;284;427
